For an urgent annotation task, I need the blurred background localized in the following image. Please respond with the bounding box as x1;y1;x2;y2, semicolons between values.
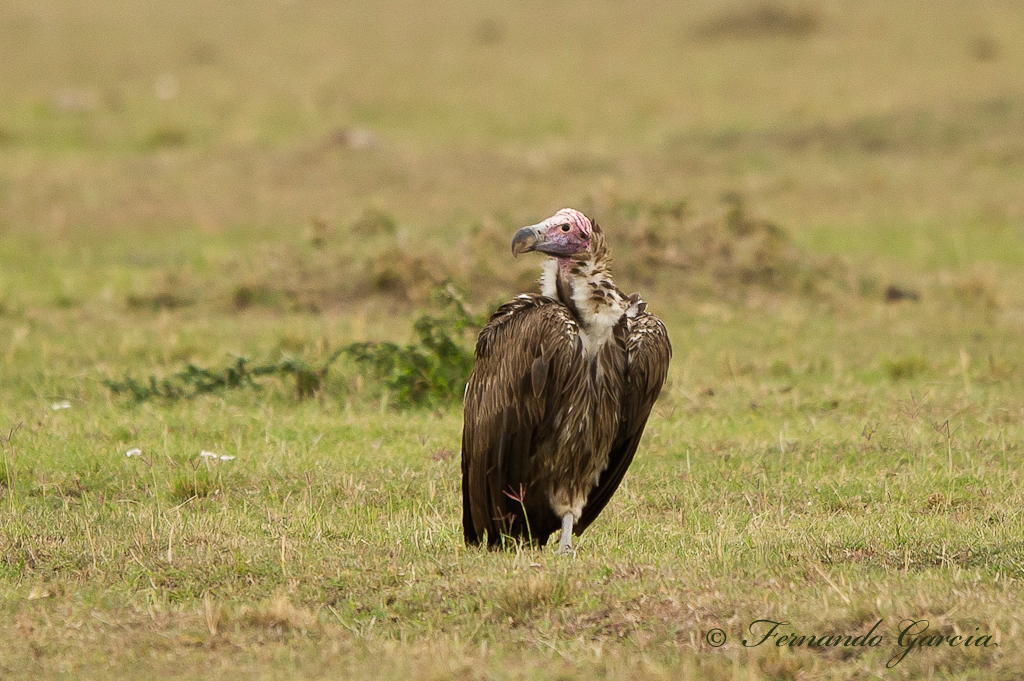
6;6;1024;677
1;0;1022;313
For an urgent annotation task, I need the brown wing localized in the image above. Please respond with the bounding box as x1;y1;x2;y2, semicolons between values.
462;295;585;547
575;309;671;534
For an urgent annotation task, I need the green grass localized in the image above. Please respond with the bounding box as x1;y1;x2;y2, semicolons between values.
3;0;1024;678
4;298;1024;679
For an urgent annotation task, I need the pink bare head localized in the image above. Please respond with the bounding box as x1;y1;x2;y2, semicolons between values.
511;208;594;258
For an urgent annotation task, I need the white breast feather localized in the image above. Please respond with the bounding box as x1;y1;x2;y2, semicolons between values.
540;259;559;298
572;264;625;359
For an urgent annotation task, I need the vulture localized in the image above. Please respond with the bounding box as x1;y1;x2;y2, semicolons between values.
461;208;672;553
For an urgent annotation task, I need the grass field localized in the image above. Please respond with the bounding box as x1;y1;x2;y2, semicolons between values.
3;1;1024;678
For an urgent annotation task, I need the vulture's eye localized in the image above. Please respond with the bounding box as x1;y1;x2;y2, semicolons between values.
559;224;571;233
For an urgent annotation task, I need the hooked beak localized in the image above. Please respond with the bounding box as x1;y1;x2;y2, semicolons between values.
511;225;542;257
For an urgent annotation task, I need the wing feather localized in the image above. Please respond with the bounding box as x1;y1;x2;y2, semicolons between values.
575;310;671;534
462;295;584;546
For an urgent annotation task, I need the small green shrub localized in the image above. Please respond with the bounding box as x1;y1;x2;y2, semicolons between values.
104;352;343;403
345;286;490;408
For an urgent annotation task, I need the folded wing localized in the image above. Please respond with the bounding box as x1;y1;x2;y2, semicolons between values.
461;296;585;546
575;310;672;534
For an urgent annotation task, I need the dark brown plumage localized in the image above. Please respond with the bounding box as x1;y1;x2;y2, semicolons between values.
462;208;671;552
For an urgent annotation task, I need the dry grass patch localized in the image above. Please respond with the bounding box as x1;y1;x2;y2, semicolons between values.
238;592;320;636
493;573;577;626
693;3;821;42
592;195;846;299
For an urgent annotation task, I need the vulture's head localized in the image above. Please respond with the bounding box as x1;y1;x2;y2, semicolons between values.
512;208;595;258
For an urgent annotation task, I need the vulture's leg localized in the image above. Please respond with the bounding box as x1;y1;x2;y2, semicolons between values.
555;513;574;555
